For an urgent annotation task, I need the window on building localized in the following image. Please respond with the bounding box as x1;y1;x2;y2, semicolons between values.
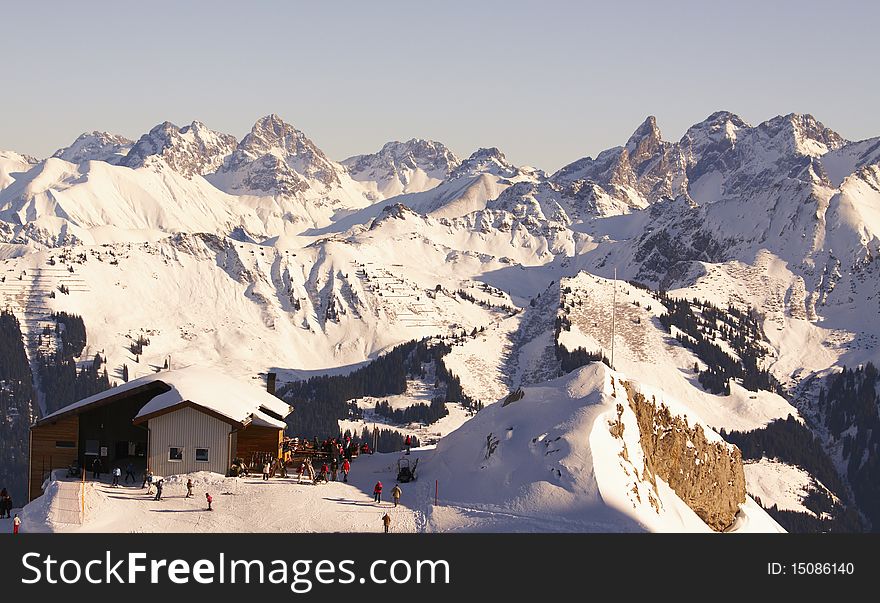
168;447;184;462
55;440;76;449
195;448;209;462
85;439;99;456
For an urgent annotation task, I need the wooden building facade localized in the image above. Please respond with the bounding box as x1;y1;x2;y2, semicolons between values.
29;369;291;501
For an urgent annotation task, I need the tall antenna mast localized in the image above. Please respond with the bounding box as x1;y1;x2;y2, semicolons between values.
611;267;616;370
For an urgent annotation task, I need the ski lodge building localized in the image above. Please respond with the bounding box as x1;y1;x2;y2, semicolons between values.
27;366;292;501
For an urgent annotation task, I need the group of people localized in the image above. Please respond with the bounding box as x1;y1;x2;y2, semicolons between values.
1;488;20;534
372;481;402;506
88;458;138;487
296;456;352;484
143;472;212;510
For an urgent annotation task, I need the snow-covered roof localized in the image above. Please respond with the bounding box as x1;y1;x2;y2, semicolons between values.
39;366;291;429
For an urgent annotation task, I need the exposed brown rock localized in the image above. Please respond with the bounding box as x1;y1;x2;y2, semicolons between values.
624;383;746;531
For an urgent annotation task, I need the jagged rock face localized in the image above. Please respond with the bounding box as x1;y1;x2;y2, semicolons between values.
450;147;519;179
624;383;746;532
552;116;688;212
629;196;729;287
690;113;848;201
122;121;237;177
220;114;342;194
342;138;460;191
52;132;133;165
679;111;747;182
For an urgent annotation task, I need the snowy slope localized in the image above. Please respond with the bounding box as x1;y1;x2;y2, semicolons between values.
418;363;783;532
20;363;784;534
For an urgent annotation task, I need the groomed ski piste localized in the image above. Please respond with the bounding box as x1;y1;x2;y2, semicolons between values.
20;364;783;533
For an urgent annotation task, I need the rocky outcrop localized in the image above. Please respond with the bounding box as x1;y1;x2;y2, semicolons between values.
624;382;746;531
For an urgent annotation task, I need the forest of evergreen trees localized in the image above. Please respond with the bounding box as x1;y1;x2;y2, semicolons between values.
0;311;34;503
721;415;864;532
656;294;783;395
815;363;880;532
373;397;448;425
279;338;480;440
341;426;421;454
39;313;111;414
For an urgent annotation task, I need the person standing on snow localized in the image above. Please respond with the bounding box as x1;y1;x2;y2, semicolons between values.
205;492;213;511
405;435;411;455
13;514;21;534
373;481;383;503
262;461;270;481
92;457;103;480
154;479;164;501
382;512;391;533
330;458;338;482
124;462;136;483
391;484;402;507
186;478;194;498
112;466;121;487
341;458;350;482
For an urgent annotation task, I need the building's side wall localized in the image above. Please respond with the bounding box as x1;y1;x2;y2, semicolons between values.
235;425;283;462
29;415;79;501
147;407;231;477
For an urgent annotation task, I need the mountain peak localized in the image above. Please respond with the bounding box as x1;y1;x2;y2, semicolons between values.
758;113;846;157
52;131;133;165
449;147;518;180
624;116;667;169
342;139;460;198
122;120;237;177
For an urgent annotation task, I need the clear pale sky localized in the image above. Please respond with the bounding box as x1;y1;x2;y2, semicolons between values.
2;0;877;172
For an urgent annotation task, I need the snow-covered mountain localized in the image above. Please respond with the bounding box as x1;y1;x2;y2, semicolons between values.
122;120;237;177
52;131;133;165
3;109;880;533
342;139;460;199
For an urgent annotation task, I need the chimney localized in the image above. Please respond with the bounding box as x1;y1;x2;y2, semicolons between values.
267;372;277;396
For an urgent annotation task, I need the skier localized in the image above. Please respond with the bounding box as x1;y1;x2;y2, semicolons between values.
186;478;194;498
112;466;121;487
405;435;411;455
205;492;213;511
319;461;329;484
13;514;21;534
391;484;402;507
373;481;383;503
341;458;351;482
262;461;270;481
124;462;136;483
382;512;391;534
154;479;164;501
